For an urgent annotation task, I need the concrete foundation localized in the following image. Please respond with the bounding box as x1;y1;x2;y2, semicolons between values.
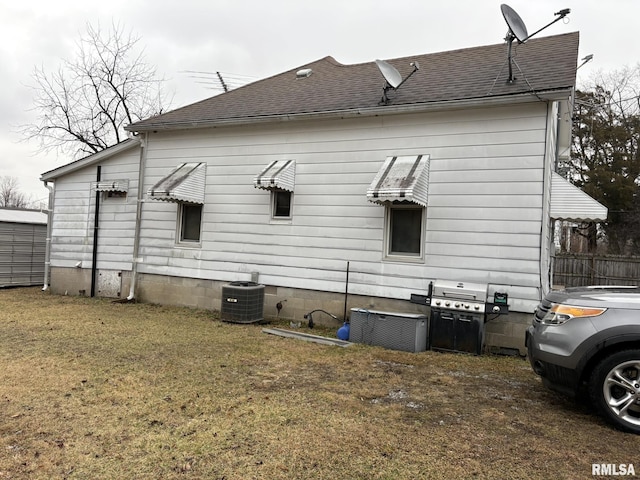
50;267;94;297
49;267;530;355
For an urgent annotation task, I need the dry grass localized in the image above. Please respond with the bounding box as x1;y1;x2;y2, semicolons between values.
1;287;638;479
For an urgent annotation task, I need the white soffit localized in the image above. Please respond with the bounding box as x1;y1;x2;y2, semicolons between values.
550;172;608;221
253;160;296;192
367;155;430;207
147;163;206;204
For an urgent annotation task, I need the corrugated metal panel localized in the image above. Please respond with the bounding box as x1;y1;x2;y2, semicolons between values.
147;163;206;204
550;173;608;221
0;222;46;287
367;155;430;207
94;179;130;192
253;160;296;192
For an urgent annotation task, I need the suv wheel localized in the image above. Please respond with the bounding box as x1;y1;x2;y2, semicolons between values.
590;350;640;434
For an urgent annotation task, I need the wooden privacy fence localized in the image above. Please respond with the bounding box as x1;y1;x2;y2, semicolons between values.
553;254;640;288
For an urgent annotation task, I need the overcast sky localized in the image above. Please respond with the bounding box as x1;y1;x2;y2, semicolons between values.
2;0;639;205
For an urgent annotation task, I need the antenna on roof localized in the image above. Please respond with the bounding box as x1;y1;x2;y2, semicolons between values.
375;59;420;105
500;4;570;83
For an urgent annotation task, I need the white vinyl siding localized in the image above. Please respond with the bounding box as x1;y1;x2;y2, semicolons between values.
49;149;140;271
137;102;549;313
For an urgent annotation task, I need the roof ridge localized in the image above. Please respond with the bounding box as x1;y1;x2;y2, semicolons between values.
311;31;580;67
126;31;579;132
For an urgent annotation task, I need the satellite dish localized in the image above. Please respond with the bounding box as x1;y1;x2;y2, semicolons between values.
499;4;571;83
375;60;402;89
375;59;420;104
501;4;528;43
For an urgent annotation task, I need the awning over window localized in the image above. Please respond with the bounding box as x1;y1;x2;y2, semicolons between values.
94;179;129;192
367;155;430;207
550;172;607;221
253;160;296;192
147;163;206;204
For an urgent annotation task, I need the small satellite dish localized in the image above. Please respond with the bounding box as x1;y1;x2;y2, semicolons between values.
375;60;402;89
499;4;571;83
501;4;528;43
375;59;420;104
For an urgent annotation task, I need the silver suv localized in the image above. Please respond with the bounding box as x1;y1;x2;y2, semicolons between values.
526;285;640;433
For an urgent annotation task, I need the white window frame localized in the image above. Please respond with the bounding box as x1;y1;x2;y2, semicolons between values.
177;203;203;246
384;202;425;262
271;189;293;220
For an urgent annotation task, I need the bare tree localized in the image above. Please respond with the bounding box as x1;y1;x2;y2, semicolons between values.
567;65;640;254
20;22;169;158
0;176;29;208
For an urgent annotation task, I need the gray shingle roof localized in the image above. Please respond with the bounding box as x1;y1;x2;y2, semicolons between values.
127;32;579;132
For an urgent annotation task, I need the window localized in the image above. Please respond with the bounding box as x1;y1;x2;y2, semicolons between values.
105;190;127;199
272;190;292;219
178;203;203;244
386;203;424;259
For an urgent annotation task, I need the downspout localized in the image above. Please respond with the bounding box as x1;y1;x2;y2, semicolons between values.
42;181;54;291
540;101;558;297
127;133;147;301
90;165;102;297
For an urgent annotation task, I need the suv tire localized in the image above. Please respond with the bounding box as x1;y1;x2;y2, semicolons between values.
589;350;640;434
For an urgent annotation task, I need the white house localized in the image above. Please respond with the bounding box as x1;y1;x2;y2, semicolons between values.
40;32;607;353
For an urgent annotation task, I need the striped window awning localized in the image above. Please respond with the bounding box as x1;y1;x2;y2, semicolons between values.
147;163;206;204
253;160;296;192
94;179;130;192
550;172;607;221
367;155;430;207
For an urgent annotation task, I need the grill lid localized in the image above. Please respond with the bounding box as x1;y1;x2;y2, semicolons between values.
431;280;488;302
430;280;489;313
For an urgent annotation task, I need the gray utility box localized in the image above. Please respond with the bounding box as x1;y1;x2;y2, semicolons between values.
220;281;265;323
349;308;428;353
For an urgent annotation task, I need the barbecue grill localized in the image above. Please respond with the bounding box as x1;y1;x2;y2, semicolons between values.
410;280;508;355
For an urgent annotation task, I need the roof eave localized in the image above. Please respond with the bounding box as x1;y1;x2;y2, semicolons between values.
40;138;140;182
126;88;574;132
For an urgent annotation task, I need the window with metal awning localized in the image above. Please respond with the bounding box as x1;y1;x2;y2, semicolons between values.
253;160;296;219
147;163;206;204
366;155;430;207
550;172;608;221
253;160;296;192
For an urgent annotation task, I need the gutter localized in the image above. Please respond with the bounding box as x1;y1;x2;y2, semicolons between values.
125;89;574;133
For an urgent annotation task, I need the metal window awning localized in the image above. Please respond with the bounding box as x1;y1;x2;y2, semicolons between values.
147;163;206;204
253;160;296;192
367;155;430;207
550;172;608;221
94;179;130;192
